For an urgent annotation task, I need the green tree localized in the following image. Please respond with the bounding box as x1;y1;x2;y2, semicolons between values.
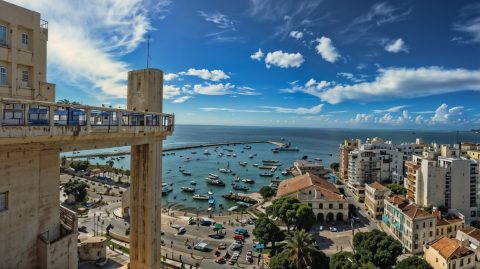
353;230;403;269
266;196;300;232
424;204;433;214
259;186;275;199
330;252;358;269
386;183;406;195
293;203;316;231
61;156;67;168
283;229;325;269
70;160;89;171
396;256;433;269
64;180;88;202
269;251;291;269
253;216;285;248
330;162;340;172
57;99;81;105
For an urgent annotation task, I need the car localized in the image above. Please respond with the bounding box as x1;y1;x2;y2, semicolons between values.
228;259;236;265
177;227;186;235
78;226;87;233
329;226;338;232
194;242;209;252
234;228;250;237
215;257;226;264
352;216;361;222
319;226;324;231
233;234;245;241
208;234;225;239
231;243;243;250
246;250;253;263
200;220;212;226
218;242;227;249
234;240;244;245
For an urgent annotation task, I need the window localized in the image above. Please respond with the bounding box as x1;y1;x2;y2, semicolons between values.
308;203;312;208
339;204;343;209
319;203;323;209
0;192;7;211
21;70;28;87
21;32;28;49
0;66;6;85
329;204;333;209
0;25;7;47
309;190;312;195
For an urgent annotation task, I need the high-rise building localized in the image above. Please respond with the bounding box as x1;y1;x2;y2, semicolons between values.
339;139;359;181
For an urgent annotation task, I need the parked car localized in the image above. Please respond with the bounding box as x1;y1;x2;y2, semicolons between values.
233;234;245;241
234;228;249;237
177;227;186;235
215;257;226;264
193;242;209;252
246;250;253;263
218;242;227;249
352;215;361;222
208;234;225;239
231;243;243;250
200;220;212;226
329;226;338;232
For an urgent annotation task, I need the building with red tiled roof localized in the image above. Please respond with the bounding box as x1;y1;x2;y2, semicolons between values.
365;182;390;219
424;236;475;269
456;226;480;268
276;173;348;223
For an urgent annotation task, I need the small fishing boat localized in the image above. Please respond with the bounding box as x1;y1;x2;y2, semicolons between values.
233;176;240;182
181;186;195;192
239;161;247;166
260;172;274;177
228;206;239;212
190;181;197;185
233;184;249;191
237;201;251;208
162;183;173;194
243;145;252;149
241;178;255;184
206;178;226;186
192;194;209;200
252;163;259;167
219;168;232;173
182;171;192;176
208;196;215;204
232;154;237;157
191;151;197;154
208;191;213;195
208;173;219;179
248;154;254;159
218;153;223;157
272;149;279;153
314;157;322;161
281;170;288;175
204;150;211;155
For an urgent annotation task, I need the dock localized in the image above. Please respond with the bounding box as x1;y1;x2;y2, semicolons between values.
66;140;287;159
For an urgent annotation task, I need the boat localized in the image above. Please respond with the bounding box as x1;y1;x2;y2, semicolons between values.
243;145;252;149
162;183;173;194
228;206;239;212
232;154;237;157
281;170;288;175
260;173;274;177
274;147;299;152
190;181;197;185
259;165;276;169
208;173;219;179
182;171;192;176
233;184;249;191
272;149;279;153
192;194;210;200
218;153;223;157
241;178;255;184
252;163;259;167
248;154;254;159
239;161;247;166
262;160;280;164
314;157;322;161
208;191;213;195
226;154;231;157
206;178;226;186
234;176;241;182
270;167;278;172
237;201;251;208
208;196;215;204
181;187;195;192
204;150;211;155
191;151;197;154
219;162;232;173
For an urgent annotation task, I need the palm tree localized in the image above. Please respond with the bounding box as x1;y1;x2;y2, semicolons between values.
284;229;319;269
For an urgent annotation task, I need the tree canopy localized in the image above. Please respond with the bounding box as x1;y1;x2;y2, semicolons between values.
259;186;276;199
330;162;340;172
353;230;403;269
330;252;357;269
253;216;284;248
283;229;328;269
396;256;433;269
386;183;406;195
266;196;316;232
293;203;316;231
70;160;90;171
64;180;88;202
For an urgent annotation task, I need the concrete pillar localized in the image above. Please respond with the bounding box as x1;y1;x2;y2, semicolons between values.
127;69;163;269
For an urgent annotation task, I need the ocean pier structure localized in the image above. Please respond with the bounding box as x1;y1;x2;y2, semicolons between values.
0;2;173;269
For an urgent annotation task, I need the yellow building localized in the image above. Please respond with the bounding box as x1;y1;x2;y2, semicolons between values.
424;236;475;269
276;173;349;223
339;139;359;181
365;182;389;219
466;150;480;161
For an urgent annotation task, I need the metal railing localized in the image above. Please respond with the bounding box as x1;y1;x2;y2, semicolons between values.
40;19;48;30
0;98;174;137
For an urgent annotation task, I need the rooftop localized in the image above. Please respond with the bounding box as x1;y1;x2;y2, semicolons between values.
460;226;480;242
367;182;389;191
386;195;432;220
436;215;464;227
276;173;344;201
430;237;474;260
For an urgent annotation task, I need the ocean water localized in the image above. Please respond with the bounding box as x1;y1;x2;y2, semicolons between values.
66;125;480;211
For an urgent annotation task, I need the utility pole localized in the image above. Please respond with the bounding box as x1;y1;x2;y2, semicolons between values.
146;34;151;68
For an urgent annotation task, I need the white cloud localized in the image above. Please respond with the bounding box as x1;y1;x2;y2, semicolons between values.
261;104;324;115
351;113;376;124
431;104;465;123
265;50;304;68
280;79;331;95
250;49;265;61
163;85;181;99
337;72;366;83
198;11;235;30
289;31;303;39
164;73;178;81
179;68;230;81
193;83;235;95
236;86;261;96
9;0;171;99
315;36;340;63
373;105;408;114
200;107;269;113
453;3;480;43
172;96;192;103
385;38;408;53
319;66;480;104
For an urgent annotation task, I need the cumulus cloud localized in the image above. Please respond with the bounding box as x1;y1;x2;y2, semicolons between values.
193;83;235;95
261;104;324;114
315;36;340;63
385;38;408;53
172;96;192;103
265;50;304;68
289;31;303;39
250;48;265;61
179;68;230;81
319;66;480;104
163;85;181;99
9;0;171;99
431;104;465;123
164;73;178;81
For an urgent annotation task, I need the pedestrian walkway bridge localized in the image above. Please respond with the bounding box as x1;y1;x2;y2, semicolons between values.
0;97;174;151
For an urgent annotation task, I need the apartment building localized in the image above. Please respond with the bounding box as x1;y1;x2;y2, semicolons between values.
339;139;360;181
405;144;479;224
276;173;349;223
424;236;475;269
456;226;480;268
365;182;389;219
293;159;330;177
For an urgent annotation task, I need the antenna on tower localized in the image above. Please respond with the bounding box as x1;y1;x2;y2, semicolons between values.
146;34;151;68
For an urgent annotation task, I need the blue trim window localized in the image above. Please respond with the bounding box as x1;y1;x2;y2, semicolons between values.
0;24;7;47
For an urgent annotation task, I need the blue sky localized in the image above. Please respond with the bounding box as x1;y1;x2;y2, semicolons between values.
10;0;480;129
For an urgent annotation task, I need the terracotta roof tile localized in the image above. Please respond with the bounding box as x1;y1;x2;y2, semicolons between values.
276;173;344;202
460;226;480;242
367;182;389;191
431;237;474;260
436;215;463;227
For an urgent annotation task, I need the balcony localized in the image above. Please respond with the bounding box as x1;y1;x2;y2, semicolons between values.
0;98;174;151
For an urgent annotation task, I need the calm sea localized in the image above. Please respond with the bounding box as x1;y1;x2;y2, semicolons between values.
66;125;480;211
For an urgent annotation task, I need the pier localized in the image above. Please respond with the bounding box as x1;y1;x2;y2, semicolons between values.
66;140;286;159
